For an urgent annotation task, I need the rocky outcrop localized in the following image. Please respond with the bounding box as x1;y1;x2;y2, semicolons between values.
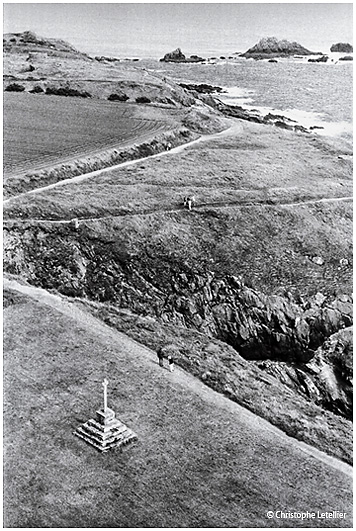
241;37;318;59
160;48;204;63
209;99;309;132
3;226;352;366
306;327;352;417
330;43;353;53
308;55;328;63
340;56;353;61
254;327;353;419
179;83;225;94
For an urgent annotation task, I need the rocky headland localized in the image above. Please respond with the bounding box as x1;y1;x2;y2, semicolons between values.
3;30;90;60
241;36;319;59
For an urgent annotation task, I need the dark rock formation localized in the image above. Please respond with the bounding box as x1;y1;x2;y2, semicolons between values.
95;55;121;63
45;86;91;98
107;93;129;102
136;96;151;104
330;42;353;53
308;55;328;63
3;226;352;366
340;56;353;61
29;85;44;94
255;327;353;420
210;100;309;133
160;48;204;63
241;37;318;59
179;83;225;94
306;327;353;418
268;59;278;63
5;83;25;92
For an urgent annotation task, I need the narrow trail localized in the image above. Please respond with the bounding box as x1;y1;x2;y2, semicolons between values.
3;122;241;205
4;276;353;479
3;194;353;226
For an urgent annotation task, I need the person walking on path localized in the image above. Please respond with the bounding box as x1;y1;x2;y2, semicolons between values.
157;344;177;371
168;355;174;372
157;347;164;368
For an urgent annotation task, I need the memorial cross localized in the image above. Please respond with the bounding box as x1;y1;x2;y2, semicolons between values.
102;378;109;411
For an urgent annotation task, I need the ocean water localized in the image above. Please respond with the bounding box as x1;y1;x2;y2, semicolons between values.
143;56;353;146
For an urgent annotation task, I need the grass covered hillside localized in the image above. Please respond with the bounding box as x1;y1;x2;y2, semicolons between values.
4;282;353;528
4;120;353;462
3;30;353;527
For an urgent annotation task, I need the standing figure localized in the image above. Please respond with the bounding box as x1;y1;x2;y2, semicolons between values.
184;195;196;211
168;355;174;372
157;347;164;368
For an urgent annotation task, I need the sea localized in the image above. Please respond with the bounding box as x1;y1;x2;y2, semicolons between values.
139;54;353;148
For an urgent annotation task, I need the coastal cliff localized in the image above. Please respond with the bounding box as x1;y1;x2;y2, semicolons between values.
3;30;353;464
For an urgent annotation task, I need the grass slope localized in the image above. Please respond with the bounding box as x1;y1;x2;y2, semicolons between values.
4;120;352;297
3;284;352;528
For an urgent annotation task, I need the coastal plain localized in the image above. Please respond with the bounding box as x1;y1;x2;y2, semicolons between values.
3;31;353;528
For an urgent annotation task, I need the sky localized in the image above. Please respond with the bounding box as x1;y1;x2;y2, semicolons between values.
3;3;354;58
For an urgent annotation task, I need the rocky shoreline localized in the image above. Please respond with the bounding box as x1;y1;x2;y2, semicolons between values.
178;83;318;133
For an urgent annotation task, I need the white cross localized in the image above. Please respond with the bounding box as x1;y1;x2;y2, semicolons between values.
102;378;108;411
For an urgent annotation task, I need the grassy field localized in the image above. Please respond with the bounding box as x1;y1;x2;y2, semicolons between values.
4;284;353;528
5;119;352;218
3;92;176;176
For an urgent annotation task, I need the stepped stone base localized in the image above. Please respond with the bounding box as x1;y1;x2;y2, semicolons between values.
75;407;138;452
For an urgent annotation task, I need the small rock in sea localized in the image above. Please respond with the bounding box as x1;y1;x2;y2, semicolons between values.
339;258;349;266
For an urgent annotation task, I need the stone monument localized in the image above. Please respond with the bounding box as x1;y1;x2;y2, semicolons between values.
75;379;138;452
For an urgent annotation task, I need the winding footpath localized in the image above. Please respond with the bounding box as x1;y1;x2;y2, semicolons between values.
3;122;242;205
3;193;353;227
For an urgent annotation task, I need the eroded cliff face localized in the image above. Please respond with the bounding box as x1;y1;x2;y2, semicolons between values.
253;327;352;419
4;222;352;419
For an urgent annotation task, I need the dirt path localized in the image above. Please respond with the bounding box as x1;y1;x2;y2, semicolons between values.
4;193;353;226
3;122;241;205
4;276;353;479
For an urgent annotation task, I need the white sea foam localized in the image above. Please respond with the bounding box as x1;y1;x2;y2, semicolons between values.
218;87;255;106
217;86;352;140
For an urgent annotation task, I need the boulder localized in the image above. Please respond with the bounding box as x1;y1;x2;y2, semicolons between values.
107;93;129;102
339;56;353;61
